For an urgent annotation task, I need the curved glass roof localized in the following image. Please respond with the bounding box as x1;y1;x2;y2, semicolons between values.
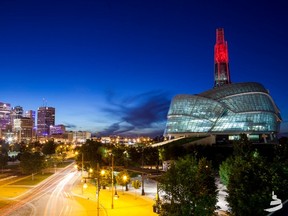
165;82;281;135
219;93;275;113
199;82;268;100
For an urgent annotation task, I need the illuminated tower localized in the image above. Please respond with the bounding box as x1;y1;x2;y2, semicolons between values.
214;28;231;87
37;106;55;137
24;110;36;127
0;102;11;131
11;106;23;128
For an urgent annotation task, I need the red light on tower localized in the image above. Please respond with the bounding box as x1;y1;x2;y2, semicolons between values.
214;28;231;87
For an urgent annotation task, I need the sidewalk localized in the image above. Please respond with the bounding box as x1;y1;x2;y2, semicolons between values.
72;178;158;216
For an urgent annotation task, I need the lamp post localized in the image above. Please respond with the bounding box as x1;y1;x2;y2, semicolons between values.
141;147;145;195
123;175;128;191
75;151;85;194
75;151;84;178
81;153;84;178
96;168;105;216
89;168;93;178
82;178;88;196
96;176;100;216
111;153;114;209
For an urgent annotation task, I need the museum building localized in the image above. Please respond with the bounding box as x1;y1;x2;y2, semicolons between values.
164;28;281;143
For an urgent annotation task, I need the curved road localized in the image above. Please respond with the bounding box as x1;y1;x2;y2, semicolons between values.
2;164;90;216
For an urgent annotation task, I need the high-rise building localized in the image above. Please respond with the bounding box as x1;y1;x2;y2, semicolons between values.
11;106;23;129
11;106;23;119
13;117;33;143
24;110;36;127
37;106;55;137
0;102;11;131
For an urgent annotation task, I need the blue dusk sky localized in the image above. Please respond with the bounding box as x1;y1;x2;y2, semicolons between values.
0;0;287;137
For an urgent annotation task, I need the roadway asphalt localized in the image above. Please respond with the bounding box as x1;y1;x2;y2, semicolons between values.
0;163;229;216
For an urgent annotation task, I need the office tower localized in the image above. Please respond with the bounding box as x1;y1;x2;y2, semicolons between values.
214;28;231;87
24;110;36;127
37;106;55;137
0;102;11;131
14;117;33;143
11;106;23;118
11;106;23;128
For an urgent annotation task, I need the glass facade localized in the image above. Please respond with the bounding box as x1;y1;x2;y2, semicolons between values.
37;106;55;136
165;82;281;136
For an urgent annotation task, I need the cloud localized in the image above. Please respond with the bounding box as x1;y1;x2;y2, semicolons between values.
99;90;171;137
63;122;77;129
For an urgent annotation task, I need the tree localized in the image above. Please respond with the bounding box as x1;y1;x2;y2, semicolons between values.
158;156;218;216
132;179;141;189
116;170;130;191
75;140;106;172
224;147;288;216
232;134;252;158
221;135;288;216
0;153;8;171
98;169;112;189
42;140;56;156
219;156;234;186
19;151;46;179
132;180;141;197
226;155;272;216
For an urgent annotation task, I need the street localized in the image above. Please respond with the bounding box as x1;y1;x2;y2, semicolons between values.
0;164;228;216
0;164;159;216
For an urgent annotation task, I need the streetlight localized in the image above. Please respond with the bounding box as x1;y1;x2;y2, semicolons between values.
141;147;145;195
75;151;85;194
111;153;114;209
81;153;84;178
89;168;93;178
96;169;105;216
123;175;128;191
83;179;88;189
108;151;119;208
75;151;84;179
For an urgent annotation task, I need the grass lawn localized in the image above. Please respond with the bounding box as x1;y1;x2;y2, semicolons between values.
0;186;29;199
0;199;12;208
56;160;73;168
12;173;53;185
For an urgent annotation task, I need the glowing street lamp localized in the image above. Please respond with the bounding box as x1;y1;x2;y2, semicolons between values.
123;175;128;191
111;153;114;209
96;168;106;216
83;179;88;189
75;151;84;179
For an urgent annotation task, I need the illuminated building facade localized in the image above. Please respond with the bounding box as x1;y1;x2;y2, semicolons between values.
37;106;55;137
50;124;66;135
73;131;91;144
11;106;23;129
214;28;231;87
164;28;281;143
13;117;33;143
0;102;11;131
24;110;36;127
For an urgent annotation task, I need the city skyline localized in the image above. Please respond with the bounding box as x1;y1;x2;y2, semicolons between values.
1;0;287;137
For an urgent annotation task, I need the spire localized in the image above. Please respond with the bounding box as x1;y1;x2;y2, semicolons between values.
214;28;231;87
